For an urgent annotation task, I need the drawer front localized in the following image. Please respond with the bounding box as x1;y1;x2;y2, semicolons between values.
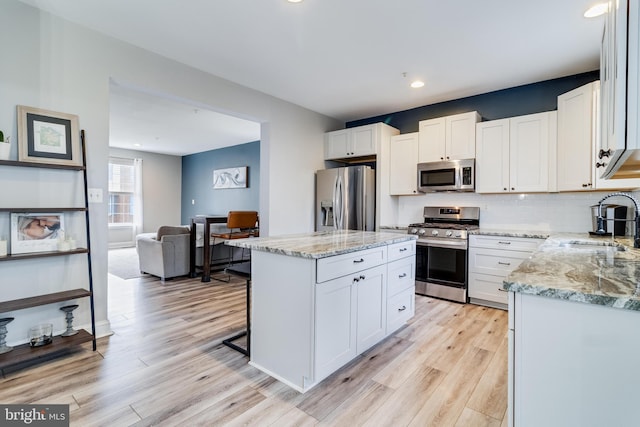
387;288;415;333
468;272;508;305
317;246;387;283
469;247;531;276
387;240;416;263
387;257;415;297
469;235;544;252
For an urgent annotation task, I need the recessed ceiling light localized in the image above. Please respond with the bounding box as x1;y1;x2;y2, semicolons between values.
133;143;141;147
584;3;608;18
411;80;425;89
287;0;303;3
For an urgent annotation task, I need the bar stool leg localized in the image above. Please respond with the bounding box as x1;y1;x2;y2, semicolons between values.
222;278;251;357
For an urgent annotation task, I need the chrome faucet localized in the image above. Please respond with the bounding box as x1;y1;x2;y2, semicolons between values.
596;192;640;248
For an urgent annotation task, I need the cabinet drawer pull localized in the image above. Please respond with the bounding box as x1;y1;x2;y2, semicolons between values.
398;305;407;312
359;275;366;280
398;273;407;278
498;288;508;292
353;277;360;283
353;258;365;263
399;248;407;252
498;261;511;266
498;241;511;245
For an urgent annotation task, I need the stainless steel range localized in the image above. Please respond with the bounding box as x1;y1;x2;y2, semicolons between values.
408;206;480;303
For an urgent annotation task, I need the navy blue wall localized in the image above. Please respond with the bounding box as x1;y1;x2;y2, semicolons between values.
181;141;260;223
347;70;600;132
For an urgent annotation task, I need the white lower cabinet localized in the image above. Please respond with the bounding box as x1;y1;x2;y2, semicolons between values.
386;255;415;332
468;235;543;309
315;263;387;380
250;239;416;393
315;272;358;381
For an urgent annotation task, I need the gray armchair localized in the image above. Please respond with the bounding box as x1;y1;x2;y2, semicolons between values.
136;226;191;282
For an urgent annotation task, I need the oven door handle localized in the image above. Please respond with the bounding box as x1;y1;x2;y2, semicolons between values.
416;239;467;249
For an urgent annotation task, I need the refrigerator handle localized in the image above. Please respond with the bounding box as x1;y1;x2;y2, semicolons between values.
334;174;343;230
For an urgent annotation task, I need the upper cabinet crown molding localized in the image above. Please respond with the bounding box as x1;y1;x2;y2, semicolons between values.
418;111;480;163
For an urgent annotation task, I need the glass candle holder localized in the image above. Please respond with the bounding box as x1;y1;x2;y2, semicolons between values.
29;323;53;347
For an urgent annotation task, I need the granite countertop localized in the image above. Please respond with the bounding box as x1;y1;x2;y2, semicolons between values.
504;233;640;311
470;228;551;239
226;230;417;259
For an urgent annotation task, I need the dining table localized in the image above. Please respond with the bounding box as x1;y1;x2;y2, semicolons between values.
189;215;228;282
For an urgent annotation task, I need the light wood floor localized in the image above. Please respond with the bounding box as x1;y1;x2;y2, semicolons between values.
0;272;508;426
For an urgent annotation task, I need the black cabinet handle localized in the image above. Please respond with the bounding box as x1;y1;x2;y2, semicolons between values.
399;273;407;278
353;258;364;263
398;305;407;312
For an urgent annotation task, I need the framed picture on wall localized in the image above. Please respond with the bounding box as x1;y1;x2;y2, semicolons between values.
10;212;65;254
17;105;82;166
213;166;248;189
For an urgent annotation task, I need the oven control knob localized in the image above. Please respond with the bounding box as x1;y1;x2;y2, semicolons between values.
431;230;439;236
418;229;426;236
445;230;453;237
409;228;418;234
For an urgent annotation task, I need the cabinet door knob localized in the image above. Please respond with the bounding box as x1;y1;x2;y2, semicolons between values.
596;162;607;168
511;187;515;191
598;148;612;159
503;188;508;191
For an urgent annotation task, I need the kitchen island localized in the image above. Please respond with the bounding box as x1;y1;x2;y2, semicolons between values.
227;230;417;393
503;234;640;427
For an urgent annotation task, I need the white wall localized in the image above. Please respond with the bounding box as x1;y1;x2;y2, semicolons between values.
391;191;640;234
0;0;341;345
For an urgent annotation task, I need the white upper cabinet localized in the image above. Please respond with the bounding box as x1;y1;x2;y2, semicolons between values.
510;111;556;193
476;119;510;193
557;82;594;191
325;124;378;160
557;81;640;191
418;111;480;162
476;111;557;193
389;132;419;195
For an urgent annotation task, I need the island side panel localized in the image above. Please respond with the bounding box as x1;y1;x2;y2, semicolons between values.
513;293;640;426
250;250;316;392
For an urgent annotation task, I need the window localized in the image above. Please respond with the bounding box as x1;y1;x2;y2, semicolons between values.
108;158;136;224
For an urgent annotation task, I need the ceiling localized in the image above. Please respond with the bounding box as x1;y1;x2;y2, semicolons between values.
21;0;604;155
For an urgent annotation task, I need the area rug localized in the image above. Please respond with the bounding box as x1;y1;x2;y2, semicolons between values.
108;247;144;280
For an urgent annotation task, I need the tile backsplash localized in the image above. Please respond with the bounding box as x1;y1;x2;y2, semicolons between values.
395;191;640;234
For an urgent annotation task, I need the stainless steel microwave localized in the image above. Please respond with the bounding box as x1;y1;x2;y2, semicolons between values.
417;159;475;192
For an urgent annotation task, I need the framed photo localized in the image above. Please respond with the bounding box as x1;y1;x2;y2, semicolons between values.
11;213;65;254
17;105;81;166
213;166;248;189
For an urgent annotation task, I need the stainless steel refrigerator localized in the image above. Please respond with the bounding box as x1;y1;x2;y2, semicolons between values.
316;165;375;231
